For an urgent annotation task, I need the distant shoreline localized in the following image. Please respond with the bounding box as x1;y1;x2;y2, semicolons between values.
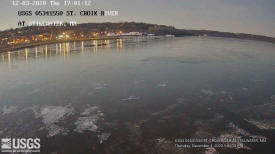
0;36;121;53
1;35;274;53
1;21;275;53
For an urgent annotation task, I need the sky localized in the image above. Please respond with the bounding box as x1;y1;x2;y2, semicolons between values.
0;0;274;37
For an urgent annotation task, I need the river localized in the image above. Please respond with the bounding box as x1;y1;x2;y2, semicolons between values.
0;37;274;154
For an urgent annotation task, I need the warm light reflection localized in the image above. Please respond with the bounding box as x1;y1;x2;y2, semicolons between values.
63;43;66;58
120;39;123;49
41;46;44;54
49;47;52;57
104;40;110;49
1;54;5;63
73;42;76;50
45;45;48;58
93;40;98;46
81;41;84;52
117;39;123;50
0;38;125;65
66;43;70;56
56;44;58;55
59;44;62;55
25;48;28;62
93;40;98;53
8;52;11;65
35;48;38;57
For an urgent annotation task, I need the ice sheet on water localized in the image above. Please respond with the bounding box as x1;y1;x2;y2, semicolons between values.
94;83;108;90
35;104;74;125
201;89;214;95
24;81;34;85
158;82;167;87
228;122;266;139
220;90;227;95
87;91;94;96
20;105;37;112
155;137;171;144
47;124;69;137
81;106;99;116
142;57;205;64
121;96;139;101
2;106;18;115
216;122;267;150
245;120;275;130
204;147;218;154
211;113;224;121
251;79;264;83
219;134;251;150
34;105;74;137
98;133;111;144
131;80;144;85
29;88;41;95
176;98;185;103
74;115;100;133
74;105;104;133
242;87;248;91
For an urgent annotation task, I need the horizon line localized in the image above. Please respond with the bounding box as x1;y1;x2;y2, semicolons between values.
0;21;274;39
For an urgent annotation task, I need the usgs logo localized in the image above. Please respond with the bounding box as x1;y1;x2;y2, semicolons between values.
1;138;40;153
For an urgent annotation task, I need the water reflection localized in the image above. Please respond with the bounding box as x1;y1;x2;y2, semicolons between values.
2;37;174;66
0;39;130;68
8;51;11;65
1;53;4;62
93;40;97;53
36;47;38;57
81;41;84;52
25;48;28;62
117;39;123;50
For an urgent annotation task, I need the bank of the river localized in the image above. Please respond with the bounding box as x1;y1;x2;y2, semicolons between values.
0;36;121;53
